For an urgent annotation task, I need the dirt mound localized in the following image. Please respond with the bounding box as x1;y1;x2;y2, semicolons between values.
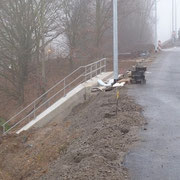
40;88;145;180
0;88;145;180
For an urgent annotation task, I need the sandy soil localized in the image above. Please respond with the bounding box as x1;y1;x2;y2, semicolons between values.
0;87;145;180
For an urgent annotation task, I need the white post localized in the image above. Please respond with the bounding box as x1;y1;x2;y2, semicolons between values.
113;0;119;82
155;0;158;52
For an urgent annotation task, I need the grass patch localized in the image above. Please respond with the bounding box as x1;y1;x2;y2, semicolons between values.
0;117;11;132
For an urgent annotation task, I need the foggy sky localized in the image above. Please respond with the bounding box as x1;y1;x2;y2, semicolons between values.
157;0;180;42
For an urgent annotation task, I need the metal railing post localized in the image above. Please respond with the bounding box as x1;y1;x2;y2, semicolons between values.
64;78;66;96
100;61;102;74
96;62;98;76
33;102;36;118
3;124;5;134
85;66;87;81
104;58;107;72
90;65;92;79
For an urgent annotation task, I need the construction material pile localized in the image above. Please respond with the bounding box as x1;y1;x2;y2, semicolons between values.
94;64;147;93
130;65;147;84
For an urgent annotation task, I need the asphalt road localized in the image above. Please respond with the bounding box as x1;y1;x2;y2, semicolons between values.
125;47;180;180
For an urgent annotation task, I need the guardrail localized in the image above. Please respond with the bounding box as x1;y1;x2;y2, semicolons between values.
2;58;107;134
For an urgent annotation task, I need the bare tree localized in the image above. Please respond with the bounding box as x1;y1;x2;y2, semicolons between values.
60;0;90;62
0;0;63;103
60;0;113;60
0;0;37;103
93;0;112;49
117;0;155;53
33;0;63;93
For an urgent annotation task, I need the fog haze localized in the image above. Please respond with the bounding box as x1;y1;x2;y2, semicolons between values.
157;0;180;42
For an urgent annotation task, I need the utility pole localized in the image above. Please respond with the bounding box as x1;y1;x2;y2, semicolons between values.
155;0;158;52
175;0;177;38
172;0;175;32
113;0;119;82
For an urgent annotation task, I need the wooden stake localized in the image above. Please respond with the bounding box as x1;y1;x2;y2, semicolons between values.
116;87;120;115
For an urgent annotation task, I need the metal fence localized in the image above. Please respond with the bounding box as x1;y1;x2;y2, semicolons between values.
2;58;107;134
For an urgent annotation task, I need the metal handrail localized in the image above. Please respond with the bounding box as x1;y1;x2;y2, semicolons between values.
2;58;107;134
